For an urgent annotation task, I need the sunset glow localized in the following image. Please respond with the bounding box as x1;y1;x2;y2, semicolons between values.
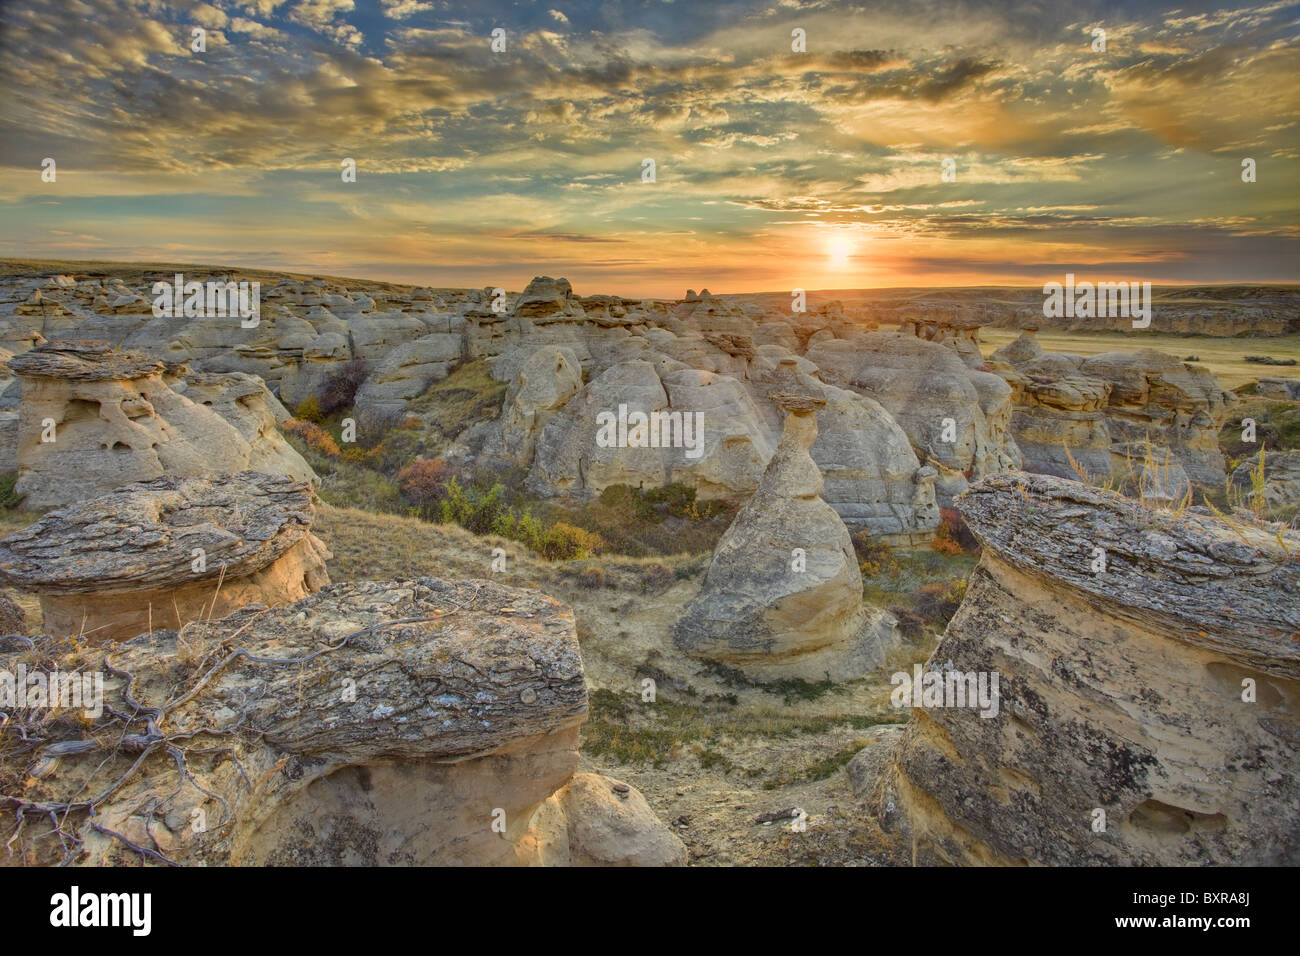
0;1;1296;295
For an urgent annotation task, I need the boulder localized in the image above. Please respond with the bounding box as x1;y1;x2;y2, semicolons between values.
174;371;317;487
812;384;939;544
500;346;582;465
8;342;253;508
810;332;1021;503
0;577;682;867
874;472;1300;865
0;472;330;644
530;773;688;866
512;276;585;322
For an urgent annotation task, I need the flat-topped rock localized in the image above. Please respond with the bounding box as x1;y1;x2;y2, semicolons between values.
874;472;1300;865
1;577;682;866
8;340;163;381
0;471;330;642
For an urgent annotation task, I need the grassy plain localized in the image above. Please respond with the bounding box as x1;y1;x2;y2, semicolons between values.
978;328;1300;389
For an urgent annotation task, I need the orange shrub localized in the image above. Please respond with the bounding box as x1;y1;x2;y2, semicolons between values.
282;418;341;458
397;457;451;508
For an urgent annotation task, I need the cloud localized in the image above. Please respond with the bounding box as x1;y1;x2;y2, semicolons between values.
0;0;1293;292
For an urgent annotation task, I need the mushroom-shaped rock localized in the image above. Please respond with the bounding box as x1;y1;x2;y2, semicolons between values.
672;386;898;681
874;472;1300;865
2;577;683;866
7;341;257;508
0;471;330;644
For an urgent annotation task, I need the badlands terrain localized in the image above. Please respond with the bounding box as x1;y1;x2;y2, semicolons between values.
0;259;1296;866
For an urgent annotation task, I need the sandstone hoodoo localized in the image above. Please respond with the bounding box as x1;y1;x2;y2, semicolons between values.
7;340;314;507
673;386;898;681
0;471;331;644
1;577;684;867
874;472;1300;865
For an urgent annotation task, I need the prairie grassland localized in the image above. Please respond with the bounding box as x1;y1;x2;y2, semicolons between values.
978;328;1300;389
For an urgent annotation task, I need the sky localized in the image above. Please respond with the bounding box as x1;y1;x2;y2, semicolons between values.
0;0;1297;297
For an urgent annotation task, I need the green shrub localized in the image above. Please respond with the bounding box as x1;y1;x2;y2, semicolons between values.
0;473;24;510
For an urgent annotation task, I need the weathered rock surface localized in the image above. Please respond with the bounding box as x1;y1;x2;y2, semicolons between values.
173;371;316;486
0;472;330;643
673;389;898;681
991;334;1237;494
500;346;582;465
875;472;1300;865
813;384;939;544
0;590;25;635
530;773;689;866
0;578;682;867
810;332;1021;504
7;342;311;507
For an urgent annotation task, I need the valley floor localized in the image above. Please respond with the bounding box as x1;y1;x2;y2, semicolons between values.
314;503;938;866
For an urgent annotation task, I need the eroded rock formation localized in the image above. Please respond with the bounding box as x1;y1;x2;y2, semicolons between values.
874;472;1300;865
0;472;330;643
7;342;314;507
673;388;898;681
1;578;684;867
991;333;1237;494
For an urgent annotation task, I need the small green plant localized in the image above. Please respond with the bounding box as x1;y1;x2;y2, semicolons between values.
0;473;24;510
293;395;325;423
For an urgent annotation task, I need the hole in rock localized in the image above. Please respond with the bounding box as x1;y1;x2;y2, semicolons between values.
1128;799;1226;836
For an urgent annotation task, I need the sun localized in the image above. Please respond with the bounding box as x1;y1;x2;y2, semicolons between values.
828;237;853;269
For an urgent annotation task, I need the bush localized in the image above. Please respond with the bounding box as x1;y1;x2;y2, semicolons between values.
320;359;369;415
597;482;723;521
640;563;676;593
575;567;607;589
912;578;967;628
528;521;604;560
354;405;409;450
396;458;451;510
341;445;383;466
0;473;24;510
935;507;979;554
852;529;893;577
282;418;340;458
293;396;325;424
438;479;508;535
